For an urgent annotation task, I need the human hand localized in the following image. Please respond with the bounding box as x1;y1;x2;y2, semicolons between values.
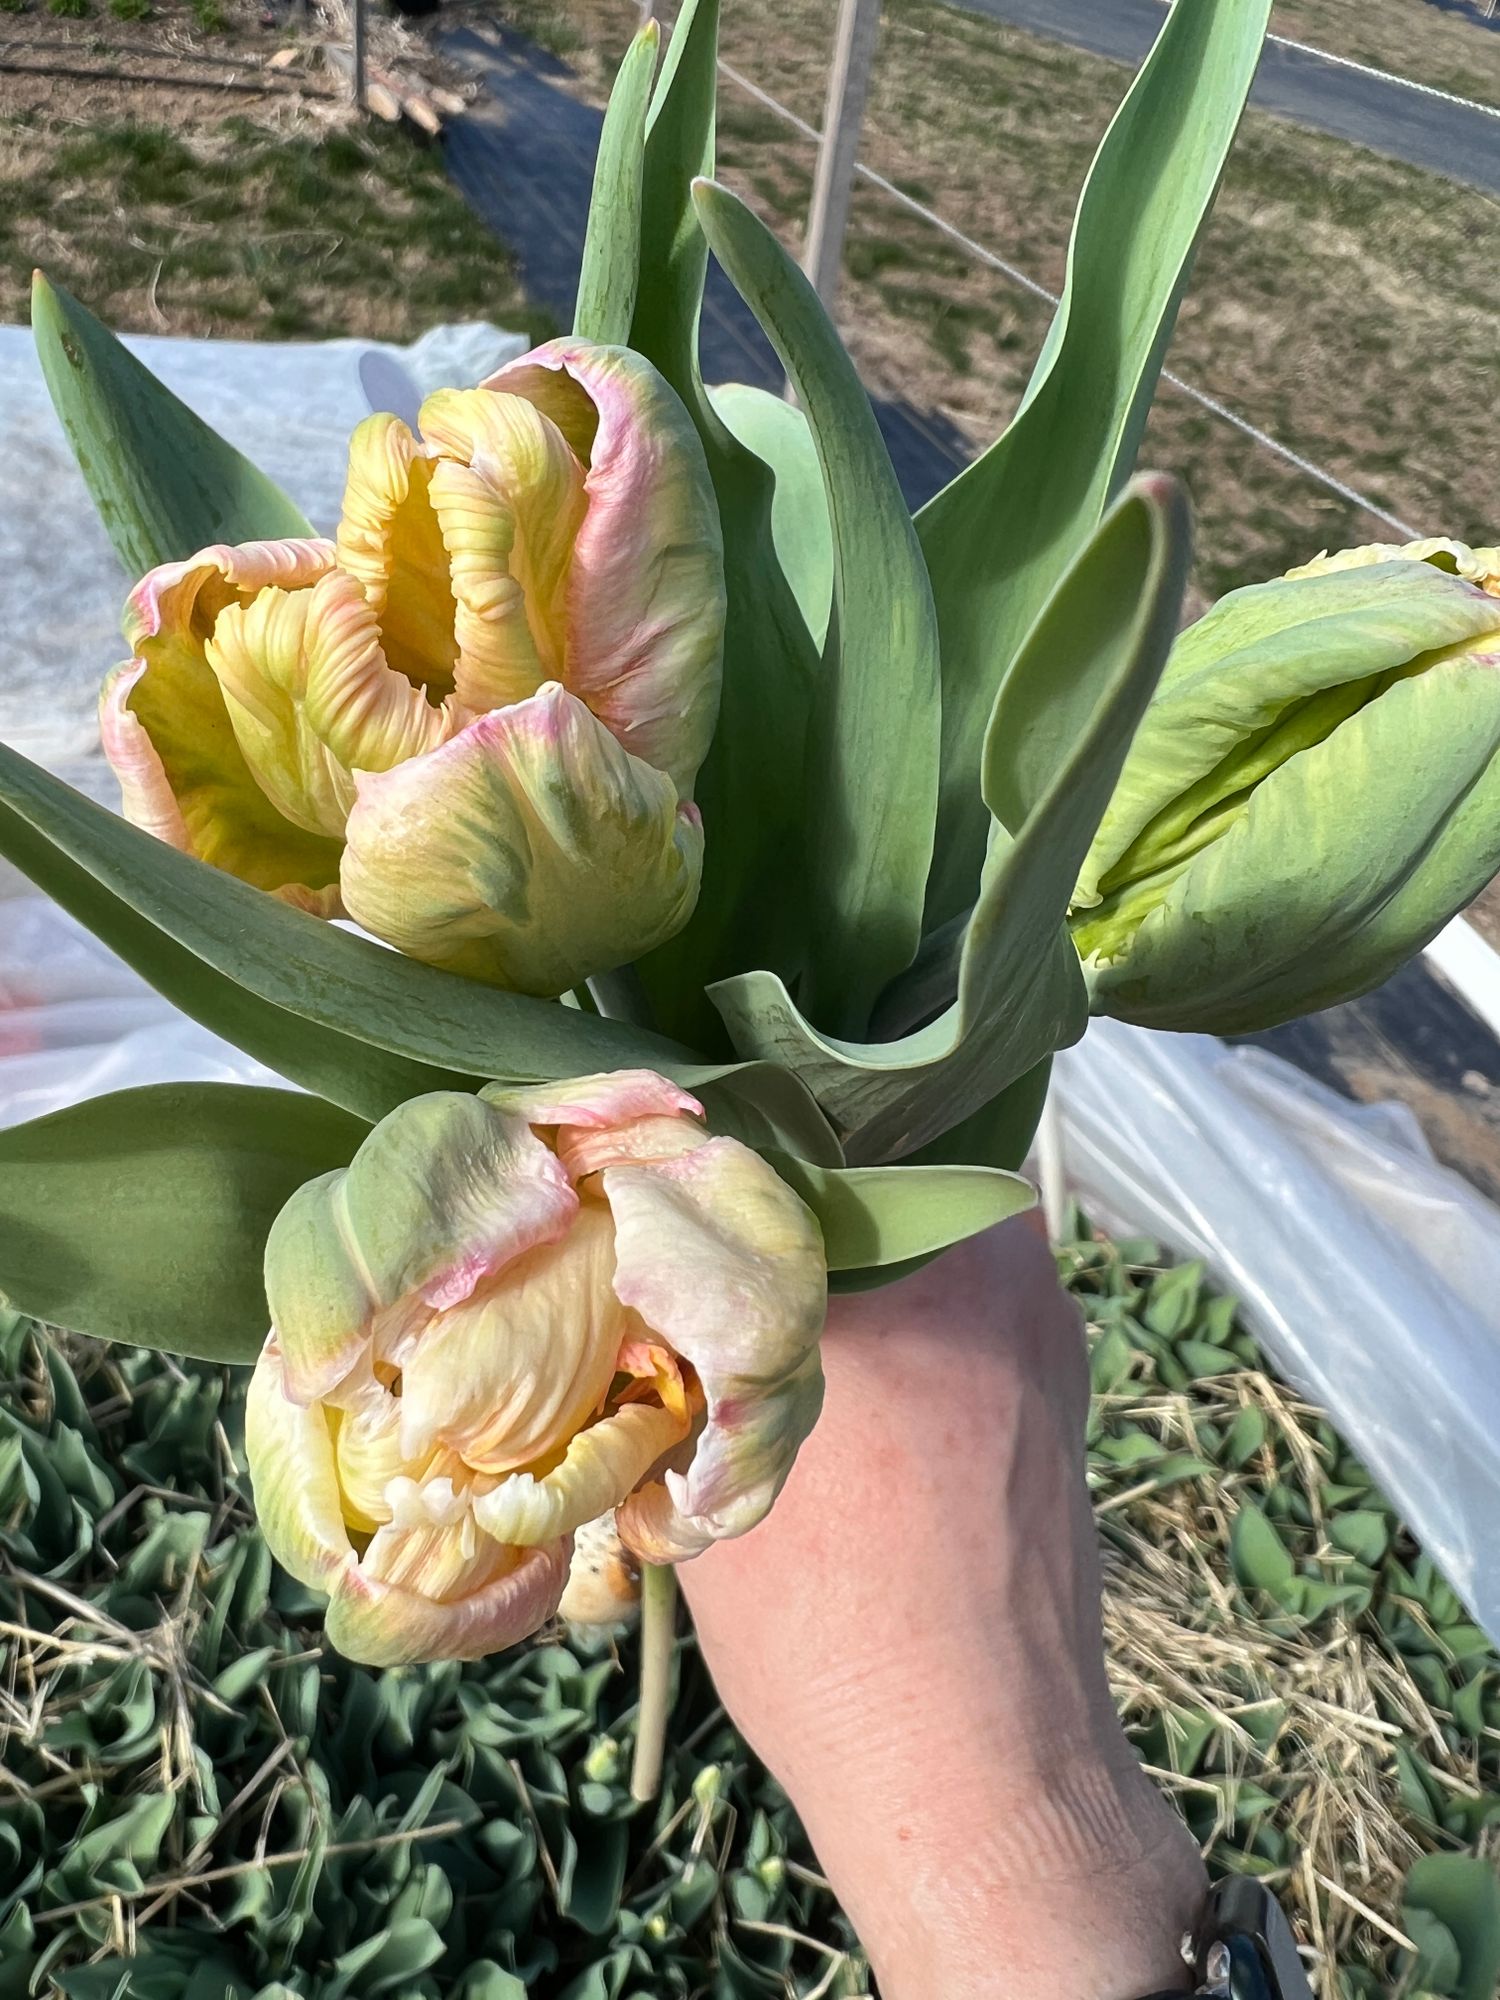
679;1213;1205;1999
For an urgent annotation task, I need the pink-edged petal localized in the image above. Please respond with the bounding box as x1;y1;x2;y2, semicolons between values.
265;1092;577;1406
420;387;588;714
483;1070;703;1129
398;1198;626;1472
483;340;724;796
339;682;704;997
326;1533;570;1667
110;540;344;902
471;1397;689;1546
336;413;458;694
603;1138;827;1563
558;1514;641;1626
244;1336;354;1590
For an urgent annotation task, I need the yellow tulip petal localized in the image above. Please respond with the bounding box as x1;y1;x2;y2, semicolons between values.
1286;538;1500;595
301;569;459;775
245;1337;354;1591
326;1533;570;1667
329;1385;412;1534
110;542;345;902
603;1138;827;1562
558;1514;641;1626
420;387;587;714
337;412;458;694
471;1398;688;1546
399;1199;626;1474
339;683;704;996
485;340;724;796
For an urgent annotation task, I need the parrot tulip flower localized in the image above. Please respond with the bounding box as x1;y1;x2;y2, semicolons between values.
1072;540;1500;1033
100;341;725;995
244;1073;827;1668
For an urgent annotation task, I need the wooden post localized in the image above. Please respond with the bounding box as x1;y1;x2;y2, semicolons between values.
351;0;368;110
802;0;882;307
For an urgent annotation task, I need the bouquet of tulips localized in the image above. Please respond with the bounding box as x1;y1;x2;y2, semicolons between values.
4;0;1500;1774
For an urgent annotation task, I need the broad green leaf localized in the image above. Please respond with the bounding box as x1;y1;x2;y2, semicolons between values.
694;183;940;1036
574;21;661;344
0;742;715;1090
709;383;832;651
769;1154;1032;1271
0;1084;365;1361
915;0;1270;930
708;479;1189;1162
1404;1854;1500;2000
32;273;314;577
627;0;819;1043
0;793;465;1126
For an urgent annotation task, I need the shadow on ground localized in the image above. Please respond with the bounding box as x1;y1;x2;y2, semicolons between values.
439;21;973;510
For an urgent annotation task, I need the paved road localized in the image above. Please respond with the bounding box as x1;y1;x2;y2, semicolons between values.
962;0;1500;196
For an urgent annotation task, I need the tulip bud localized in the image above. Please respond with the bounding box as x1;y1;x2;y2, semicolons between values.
101;342;725;997
245;1074;826;1668
1072;542;1500;1033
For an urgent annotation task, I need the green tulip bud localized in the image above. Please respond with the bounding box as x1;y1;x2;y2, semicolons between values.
1071;541;1500;1032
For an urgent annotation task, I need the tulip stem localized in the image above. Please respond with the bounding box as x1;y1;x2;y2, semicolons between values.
630;1561;678;1803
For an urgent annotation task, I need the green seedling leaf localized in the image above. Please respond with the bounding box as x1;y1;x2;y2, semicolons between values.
0;1084;366;1360
1329;1510;1391;1568
1230;1501;1297;1596
33;272;313;577
1405;1852;1500;2000
574;21;661;343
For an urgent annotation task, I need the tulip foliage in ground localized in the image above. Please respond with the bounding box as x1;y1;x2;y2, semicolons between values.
2;1242;1498;2000
4;0;1500;1662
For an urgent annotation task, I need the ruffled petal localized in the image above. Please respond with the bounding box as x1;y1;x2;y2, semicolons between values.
558;1514;640;1625
484;340;724;795
604;1139;827;1563
399;1198;625;1472
471;1398;688;1546
265;1093;577;1406
482;1071;706;1178
421;388;588;715
109;542;345;902
245;1337;355;1590
339;683;704;996
325;1533;569;1667
300;569;460;775
1286;538;1500;595
336;413;458;694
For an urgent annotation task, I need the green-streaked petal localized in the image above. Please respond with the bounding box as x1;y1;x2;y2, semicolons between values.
107;542;345;904
399;1199;626;1472
245;1337;354;1590
339;682;704;997
484;339;725;797
472;1398;688;1545
336;412;458;694
606;1136;827;1563
325;1533;569;1667
421;387;588;714
265;1092;577;1404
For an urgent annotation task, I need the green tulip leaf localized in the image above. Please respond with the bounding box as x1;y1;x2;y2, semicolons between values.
0;742;723;1091
1403;1854;1500;2000
32;272;314;577
693;182;940;1035
574;20;661;344
0;791;460;1125
916;0;1270;931
709;477;1190;1161
0;1084;366;1361
769;1154;1033;1272
709;382;832;651
625;0;821;1042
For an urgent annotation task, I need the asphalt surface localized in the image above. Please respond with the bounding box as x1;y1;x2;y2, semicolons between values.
962;0;1500;196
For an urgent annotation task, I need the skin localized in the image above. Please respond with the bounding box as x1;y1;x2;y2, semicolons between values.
680;1214;1206;2000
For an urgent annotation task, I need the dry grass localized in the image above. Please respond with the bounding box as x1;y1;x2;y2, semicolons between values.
1271;0;1500;108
